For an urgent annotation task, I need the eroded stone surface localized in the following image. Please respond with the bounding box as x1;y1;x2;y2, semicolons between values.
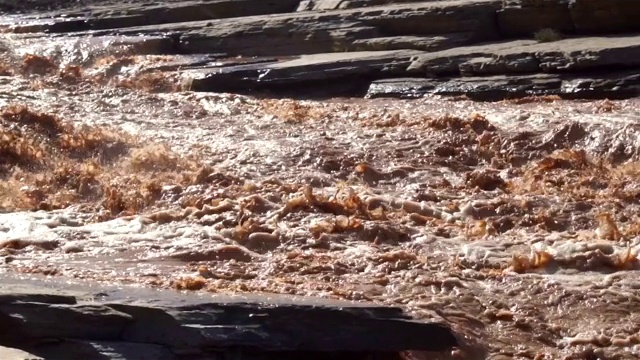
367;71;640;100
2;0;640;99
0;275;457;359
182;35;640;98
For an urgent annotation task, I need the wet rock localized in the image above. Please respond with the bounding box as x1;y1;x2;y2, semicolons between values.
245;232;281;253
180;34;640;99
366;71;640;100
88;342;176;360
184;50;421;96
0;302;134;340
560;71;640;99
465;169;506;191
18;340;177;360
109;304;201;349
0;293;76;305
0;275;458;359
168;245;258;262
3;0;640;100
366;75;561;100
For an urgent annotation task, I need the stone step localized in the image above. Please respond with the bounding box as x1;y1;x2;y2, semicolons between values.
182;50;421;95
408;35;640;76
8;0;502;57
2;0;639;101
179;35;640;99
2;0;301;33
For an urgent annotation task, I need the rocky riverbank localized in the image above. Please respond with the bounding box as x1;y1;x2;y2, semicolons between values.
0;274;457;360
1;1;640;359
1;0;639;100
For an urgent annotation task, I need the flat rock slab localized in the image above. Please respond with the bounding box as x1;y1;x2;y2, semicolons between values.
184;50;422;95
0;274;457;359
3;0;640;100
367;71;640;100
407;35;640;76
179;35;640;99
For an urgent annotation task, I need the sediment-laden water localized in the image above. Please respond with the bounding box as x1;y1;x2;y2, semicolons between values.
1;29;640;360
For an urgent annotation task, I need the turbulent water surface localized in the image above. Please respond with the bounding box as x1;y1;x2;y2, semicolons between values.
1;29;640;360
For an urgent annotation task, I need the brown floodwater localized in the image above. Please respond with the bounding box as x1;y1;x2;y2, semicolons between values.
1;32;640;359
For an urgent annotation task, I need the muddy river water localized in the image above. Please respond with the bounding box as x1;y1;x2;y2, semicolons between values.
1;32;640;359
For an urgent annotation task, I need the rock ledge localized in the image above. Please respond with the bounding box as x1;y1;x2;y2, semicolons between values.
0;275;457;360
2;0;639;100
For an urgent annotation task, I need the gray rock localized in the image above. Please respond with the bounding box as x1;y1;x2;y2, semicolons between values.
0;293;76;305
184;50;422;95
0;274;458;358
0;303;134;340
7;0;301;33
110;304;201;349
20;340;114;360
366;71;640;100
366;75;561;99
407;35;640;76
297;0;434;11
3;0;640;101
351;34;473;52
14;340;176;360
110;293;458;352
91;0;502;56
561;71;640;99
181;35;640;99
89;341;177;360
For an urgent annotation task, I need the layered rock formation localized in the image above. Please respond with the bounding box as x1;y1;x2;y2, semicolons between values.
0;275;457;360
1;0;639;99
